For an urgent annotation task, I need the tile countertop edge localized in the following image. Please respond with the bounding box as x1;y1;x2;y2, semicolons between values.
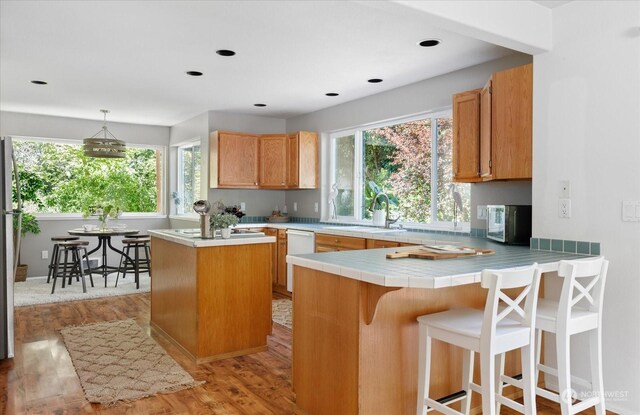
149;230;276;248
287;250;585;289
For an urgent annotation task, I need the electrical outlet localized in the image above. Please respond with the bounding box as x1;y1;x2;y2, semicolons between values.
41;250;48;260
477;205;487;220
314;202;318;213
559;199;571;218
559;180;571;198
293;202;298;212
240;202;246;211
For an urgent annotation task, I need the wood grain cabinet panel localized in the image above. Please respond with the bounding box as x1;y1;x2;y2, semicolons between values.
451;63;532;182
452;89;482;182
211;131;259;188
259;134;287;188
491;63;532;180
287;131;318;189
365;239;401;249
315;234;366;252
264;228;278;285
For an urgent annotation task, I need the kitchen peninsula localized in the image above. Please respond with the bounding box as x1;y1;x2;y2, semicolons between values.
287;241;590;415
149;229;275;364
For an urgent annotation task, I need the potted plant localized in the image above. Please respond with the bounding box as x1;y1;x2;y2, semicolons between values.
210;212;239;239
13;212;41;282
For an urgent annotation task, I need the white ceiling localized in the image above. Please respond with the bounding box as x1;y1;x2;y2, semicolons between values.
0;1;518;126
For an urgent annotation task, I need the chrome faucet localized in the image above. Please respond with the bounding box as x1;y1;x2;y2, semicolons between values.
368;192;399;228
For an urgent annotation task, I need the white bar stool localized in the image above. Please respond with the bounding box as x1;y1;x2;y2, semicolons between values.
498;256;609;415
416;264;542;415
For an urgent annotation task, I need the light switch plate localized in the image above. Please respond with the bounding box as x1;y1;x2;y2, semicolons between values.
314;202;319;213
240;202;246;211
622;201;640;222
293;202;298;212
559;180;571;198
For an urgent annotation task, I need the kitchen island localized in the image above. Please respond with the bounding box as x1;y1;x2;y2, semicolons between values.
149;229;275;363
287;242;590;415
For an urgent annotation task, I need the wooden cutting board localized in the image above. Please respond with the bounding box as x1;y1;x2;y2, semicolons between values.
386;246;495;260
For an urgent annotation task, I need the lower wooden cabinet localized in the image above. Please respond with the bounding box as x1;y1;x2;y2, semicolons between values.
365;239;401;249
315;234;367;252
265;228;290;297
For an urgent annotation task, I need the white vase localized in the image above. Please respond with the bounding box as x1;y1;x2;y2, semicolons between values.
372;209;386;227
220;228;232;239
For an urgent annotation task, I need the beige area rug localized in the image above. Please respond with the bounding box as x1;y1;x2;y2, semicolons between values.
60;319;204;406
272;299;292;329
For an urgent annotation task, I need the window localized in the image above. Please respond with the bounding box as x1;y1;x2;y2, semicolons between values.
12;138;164;215
328;112;470;227
175;141;202;215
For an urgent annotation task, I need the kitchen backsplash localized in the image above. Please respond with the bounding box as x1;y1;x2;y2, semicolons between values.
530;237;601;255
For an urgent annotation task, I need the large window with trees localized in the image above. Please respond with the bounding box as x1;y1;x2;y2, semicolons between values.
329;111;470;227
13;137;164;215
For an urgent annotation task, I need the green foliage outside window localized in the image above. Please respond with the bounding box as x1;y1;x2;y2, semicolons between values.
13;140;160;214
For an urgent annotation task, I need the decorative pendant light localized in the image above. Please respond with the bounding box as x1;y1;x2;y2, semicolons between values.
83;109;126;158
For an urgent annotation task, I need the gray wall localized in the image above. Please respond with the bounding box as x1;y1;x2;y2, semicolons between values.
470;181;532;229
284;53;533;220
0;111;171;277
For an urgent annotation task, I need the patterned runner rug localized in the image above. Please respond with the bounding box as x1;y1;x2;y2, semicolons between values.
60;319;203;406
272;299;292;329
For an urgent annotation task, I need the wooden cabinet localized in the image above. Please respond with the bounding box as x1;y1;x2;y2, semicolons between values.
365;239;401;249
452;63;532;182
452;89;482;182
259;134;287;188
265;228;290;296
210;131;259;188
287;131;318;189
276;229;288;292
264;228;278;285
210;130;318;189
315;234;366;252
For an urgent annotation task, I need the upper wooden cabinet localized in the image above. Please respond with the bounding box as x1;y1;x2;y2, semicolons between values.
211;131;259;188
259;134;287;188
452;63;532;182
452;89;482;182
287;131;318;189
210;130;318;189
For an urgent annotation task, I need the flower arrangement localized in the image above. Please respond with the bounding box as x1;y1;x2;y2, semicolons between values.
83;204;123;230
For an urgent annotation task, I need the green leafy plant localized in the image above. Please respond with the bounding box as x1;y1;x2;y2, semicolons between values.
210;212;239;230
83;204;123;228
366;181;399;210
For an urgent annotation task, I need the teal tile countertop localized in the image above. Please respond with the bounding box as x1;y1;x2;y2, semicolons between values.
287;236;591;289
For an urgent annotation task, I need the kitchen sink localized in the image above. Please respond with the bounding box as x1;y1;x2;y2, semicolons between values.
162;229;265;239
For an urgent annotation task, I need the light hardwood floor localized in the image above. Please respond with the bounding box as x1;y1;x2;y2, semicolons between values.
0;293;612;414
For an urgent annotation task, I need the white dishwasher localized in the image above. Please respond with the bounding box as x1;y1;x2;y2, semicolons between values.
286;229;316;292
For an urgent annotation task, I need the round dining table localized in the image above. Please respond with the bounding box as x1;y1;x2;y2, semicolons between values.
68;228;141;288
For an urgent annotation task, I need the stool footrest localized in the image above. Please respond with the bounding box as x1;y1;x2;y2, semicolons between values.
496;393;525;413
425;397;464;415
538;363;593;389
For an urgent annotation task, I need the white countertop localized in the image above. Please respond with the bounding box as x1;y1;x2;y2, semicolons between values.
149;229;276;247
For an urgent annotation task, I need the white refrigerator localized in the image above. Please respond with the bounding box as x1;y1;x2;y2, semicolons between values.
0;136;20;359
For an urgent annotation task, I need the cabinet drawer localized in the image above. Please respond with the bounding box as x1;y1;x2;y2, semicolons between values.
315;234;366;251
366;239;401;249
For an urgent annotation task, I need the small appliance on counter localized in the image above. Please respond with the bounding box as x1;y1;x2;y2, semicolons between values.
486;205;532;245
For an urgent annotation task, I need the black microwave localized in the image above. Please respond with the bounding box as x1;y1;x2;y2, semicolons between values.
486;205;532;245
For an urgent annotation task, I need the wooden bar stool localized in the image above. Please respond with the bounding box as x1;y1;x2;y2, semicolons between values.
416;264;542;415
498;256;609;415
51;240;94;294
115;237;151;287
46;236;80;283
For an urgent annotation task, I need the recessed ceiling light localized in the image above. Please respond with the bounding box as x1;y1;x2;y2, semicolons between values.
186;71;203;76
367;79;383;83
325;92;339;97
216;49;236;57
418;39;440;47
30;80;47;85
254;103;266;107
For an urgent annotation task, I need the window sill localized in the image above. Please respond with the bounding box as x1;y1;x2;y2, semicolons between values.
34;213;168;221
322;219;470;233
168;215;200;223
